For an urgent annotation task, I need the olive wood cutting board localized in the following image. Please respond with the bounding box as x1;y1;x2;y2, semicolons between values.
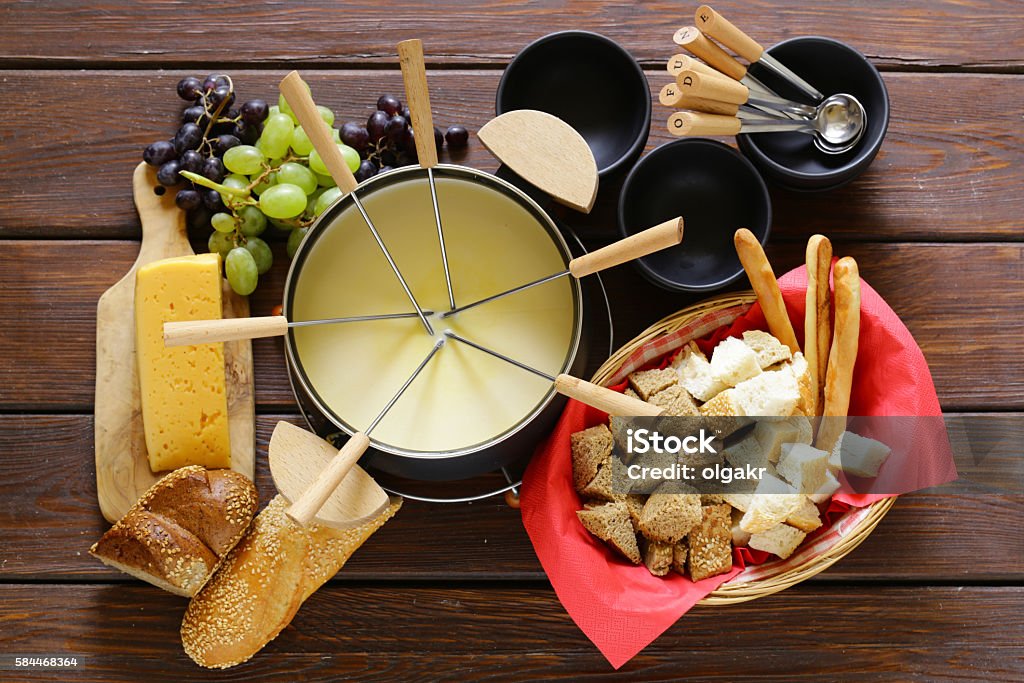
94;162;255;523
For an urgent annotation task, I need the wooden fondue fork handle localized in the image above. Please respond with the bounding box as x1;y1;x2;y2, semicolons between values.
554;375;664;417
568;217;684;278
165;316;289;346
286;433;371;526
280;71;359;194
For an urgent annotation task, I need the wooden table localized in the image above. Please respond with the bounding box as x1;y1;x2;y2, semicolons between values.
1;1;1021;680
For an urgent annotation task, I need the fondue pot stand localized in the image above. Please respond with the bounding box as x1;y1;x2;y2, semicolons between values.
283;164;611;491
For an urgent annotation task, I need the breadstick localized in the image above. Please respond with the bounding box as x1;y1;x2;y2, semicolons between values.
804;235;832;415
734;229;799;353
816;257;860;452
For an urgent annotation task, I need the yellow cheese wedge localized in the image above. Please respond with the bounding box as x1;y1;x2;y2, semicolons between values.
135;253;230;472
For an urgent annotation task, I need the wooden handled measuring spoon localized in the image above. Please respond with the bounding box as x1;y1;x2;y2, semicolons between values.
694;5;824;103
674;69;816;117
440;217;683;318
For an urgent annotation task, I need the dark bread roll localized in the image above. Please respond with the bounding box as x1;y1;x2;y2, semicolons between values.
90;466;258;597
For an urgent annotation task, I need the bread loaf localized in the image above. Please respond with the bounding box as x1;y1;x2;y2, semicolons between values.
90;466;258;597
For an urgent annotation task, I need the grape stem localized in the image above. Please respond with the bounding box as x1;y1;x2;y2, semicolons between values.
199;76;234;155
179;170;249;196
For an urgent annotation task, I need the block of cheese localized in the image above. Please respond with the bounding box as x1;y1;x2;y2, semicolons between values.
135;253;230;472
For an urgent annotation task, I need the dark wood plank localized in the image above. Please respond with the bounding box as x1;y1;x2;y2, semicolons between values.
1;414;1020;582
0;584;1020;681
0;240;1019;411
0;0;1021;69
0;71;1021;242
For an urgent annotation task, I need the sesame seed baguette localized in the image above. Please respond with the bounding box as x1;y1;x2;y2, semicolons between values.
816;257;861;452
734;229;800;354
804;235;833;416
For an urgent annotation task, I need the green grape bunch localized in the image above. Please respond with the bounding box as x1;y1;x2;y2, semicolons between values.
142;74;471;296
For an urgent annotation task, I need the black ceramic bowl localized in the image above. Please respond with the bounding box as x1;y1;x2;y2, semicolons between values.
618;139;771;292
496;31;651;178
737;36;890;192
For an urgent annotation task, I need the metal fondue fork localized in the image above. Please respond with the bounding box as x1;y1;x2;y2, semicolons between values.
280;72;435;336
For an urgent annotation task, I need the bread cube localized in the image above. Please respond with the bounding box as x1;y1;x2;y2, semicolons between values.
809;471;841;504
638;485;702;543
742;330;793;368
730;507;751;546
671;542;688;575
753;418;802;463
748;523;807;559
648;384;700;417
740;474;804;533
580;463;615;502
628;368;678;401
571;424;612;492
722;492;754;512
577;500;641;564
733;369;800;418
678;352;728;402
710;337;762;386
785;496;823;533
687;504;734;581
640;537;673;577
777;443;830;494
830;431;892;477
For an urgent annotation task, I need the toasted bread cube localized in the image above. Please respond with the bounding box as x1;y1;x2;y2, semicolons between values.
786;496;823;533
809;470;842;504
710;337;762;387
648;384;700;417
638;485;702;543
571;424;613;492
628;368;678;401
777;443;830;494
624;494;647;532
640;537;673;576
577;500;641;564
687;504;733;581
742;330;793;368
748;523;807;559
733;369;800;418
830;431;892;477
678;351;728;402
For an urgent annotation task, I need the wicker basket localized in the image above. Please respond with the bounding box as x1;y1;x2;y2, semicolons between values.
589;291;896;606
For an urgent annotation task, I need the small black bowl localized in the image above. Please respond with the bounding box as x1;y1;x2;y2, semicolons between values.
737;36;890;192
619;139;771;292
496;31;651;179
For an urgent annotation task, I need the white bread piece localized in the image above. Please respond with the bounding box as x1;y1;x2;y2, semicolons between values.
732;369;800;418
739;474;804;533
809;470;842;504
678;351;728;402
777;443;830;494
722;492;754;512
730;507;751;546
710;336;762;387
785;496;823;533
790;414;814;445
742;330;793;369
830;431;892;477
748;523;807;559
670;340;706;371
753;418;802;463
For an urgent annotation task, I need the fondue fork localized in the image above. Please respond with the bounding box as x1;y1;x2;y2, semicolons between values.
280;72;435;336
286;337;446;525
443;331;663;417
398;39;456;311
440;217;683;318
163;310;435;347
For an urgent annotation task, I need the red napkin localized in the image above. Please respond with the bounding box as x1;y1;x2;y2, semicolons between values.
520;265;956;668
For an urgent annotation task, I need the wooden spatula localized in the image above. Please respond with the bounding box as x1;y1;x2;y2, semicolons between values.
478;109;599;214
94;162;255;523
268;422;390;529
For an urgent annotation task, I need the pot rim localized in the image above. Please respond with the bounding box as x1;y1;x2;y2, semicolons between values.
282;163;584;461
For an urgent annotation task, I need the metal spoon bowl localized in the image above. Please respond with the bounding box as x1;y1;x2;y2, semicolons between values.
812;92;866;155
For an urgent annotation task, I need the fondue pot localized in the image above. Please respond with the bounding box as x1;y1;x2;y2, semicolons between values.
278;41;617;483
